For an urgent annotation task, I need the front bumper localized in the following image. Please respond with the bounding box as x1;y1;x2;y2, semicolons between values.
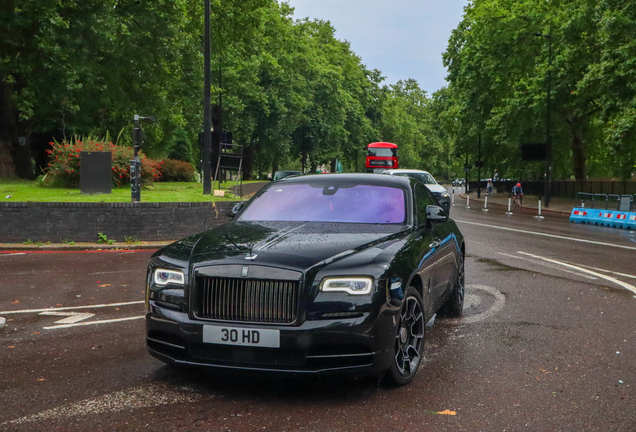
146;302;397;375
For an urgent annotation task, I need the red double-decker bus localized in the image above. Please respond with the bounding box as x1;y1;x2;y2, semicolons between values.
365;142;398;173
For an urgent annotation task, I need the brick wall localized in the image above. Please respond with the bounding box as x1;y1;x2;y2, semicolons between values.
0;201;233;243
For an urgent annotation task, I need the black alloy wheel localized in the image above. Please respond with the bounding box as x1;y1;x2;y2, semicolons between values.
439;252;465;317
385;287;425;386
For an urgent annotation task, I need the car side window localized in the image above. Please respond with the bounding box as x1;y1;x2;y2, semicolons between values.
414;183;435;225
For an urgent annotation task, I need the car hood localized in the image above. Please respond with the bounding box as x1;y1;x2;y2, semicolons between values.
185;222;407;272
425;184;447;194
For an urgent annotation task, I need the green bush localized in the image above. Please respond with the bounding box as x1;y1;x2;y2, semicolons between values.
43;137;162;188
168;129;194;164
160;159;197;182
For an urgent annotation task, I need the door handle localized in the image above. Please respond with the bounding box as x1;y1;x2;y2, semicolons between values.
429;239;441;249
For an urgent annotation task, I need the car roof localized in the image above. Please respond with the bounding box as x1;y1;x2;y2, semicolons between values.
384;169;433;176
276;173;412;187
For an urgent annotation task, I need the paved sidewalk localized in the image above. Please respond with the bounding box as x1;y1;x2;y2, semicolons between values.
452;189;577;214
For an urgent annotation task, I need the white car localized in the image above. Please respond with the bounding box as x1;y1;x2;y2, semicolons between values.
383;169;451;214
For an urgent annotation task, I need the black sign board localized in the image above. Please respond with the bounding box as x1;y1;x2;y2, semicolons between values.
80;151;112;194
520;143;547;161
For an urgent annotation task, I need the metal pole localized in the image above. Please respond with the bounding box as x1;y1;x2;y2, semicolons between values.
466;194;470;209
218;62;223;191
202;0;211;195
506;198;513;215
545;25;552;207
131;116;142;202
482;195;488;212
477;133;481;199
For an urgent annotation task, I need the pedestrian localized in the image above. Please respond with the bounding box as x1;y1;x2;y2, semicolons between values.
493;169;499;182
487;180;493;197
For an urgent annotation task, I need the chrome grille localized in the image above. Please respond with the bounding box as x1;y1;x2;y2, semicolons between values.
196;277;299;324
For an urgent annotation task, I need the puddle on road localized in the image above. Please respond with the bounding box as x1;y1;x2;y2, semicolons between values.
475;257;531;273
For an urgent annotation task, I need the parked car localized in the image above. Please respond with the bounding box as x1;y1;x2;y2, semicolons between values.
272;170;302;181
383;169;451;214
145;174;465;385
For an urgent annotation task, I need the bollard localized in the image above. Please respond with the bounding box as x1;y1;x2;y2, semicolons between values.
534;200;545;219
482;195;489;212
451;189;455;206
505;198;513;215
466;194;470;209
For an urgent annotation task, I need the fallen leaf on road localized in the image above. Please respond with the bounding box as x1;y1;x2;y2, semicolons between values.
37;378;45;381
56;304;63;306
8;346;14;349
12;300;19;304
437;410;457;416
540;369;547;372
115;308;120;311
536;377;540;381
98;284;111;287
33;332;40;334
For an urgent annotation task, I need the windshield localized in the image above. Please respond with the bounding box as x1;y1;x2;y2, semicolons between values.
393;172;436;185
367;148;397;158
239;183;406;224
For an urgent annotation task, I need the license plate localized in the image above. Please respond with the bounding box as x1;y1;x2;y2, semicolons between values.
203;325;280;348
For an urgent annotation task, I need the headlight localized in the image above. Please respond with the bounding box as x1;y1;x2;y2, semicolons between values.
153;269;185;286
440;191;449;198
321;277;373;295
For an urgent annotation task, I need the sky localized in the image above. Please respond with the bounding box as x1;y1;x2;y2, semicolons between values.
286;0;468;95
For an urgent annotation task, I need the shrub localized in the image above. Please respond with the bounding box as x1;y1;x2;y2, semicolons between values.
168;129;194;164
160;159;197;182
43;137;162;188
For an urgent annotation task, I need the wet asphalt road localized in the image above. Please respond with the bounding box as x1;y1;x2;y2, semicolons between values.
1;196;635;432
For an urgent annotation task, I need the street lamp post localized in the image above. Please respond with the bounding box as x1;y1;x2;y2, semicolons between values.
535;26;552;207
131;115;155;203
202;0;212;195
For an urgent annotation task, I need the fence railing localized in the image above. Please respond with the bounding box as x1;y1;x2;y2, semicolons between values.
467;180;636;199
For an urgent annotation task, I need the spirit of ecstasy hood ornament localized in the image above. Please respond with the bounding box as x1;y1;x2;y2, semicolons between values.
245;242;257;260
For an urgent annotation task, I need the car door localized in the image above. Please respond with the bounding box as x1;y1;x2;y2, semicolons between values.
415;183;459;308
428;215;459;301
411;183;444;308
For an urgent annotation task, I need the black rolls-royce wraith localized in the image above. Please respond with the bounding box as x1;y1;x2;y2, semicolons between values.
146;174;465;385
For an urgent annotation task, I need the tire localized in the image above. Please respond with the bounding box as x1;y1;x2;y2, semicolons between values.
439;252;465;318
384;287;426;386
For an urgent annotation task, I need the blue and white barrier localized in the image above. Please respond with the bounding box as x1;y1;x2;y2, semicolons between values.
570;208;636;230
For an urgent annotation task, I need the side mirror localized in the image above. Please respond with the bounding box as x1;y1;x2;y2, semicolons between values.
426;205;448;223
226;202;245;217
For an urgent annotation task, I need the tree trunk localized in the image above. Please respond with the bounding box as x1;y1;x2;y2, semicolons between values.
0;80;33;179
242;145;253;181
564;113;587;181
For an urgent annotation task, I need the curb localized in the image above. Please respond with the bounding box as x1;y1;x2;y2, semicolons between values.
0;242;171;252
457;194;570;215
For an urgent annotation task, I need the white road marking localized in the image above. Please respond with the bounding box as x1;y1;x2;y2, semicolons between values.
2;383;202;425
495;252;598;280
517;251;636;295
455;219;636;251
43;315;144;330
0;253;26;256
0;300;144;315
560;261;636;280
447;284;506;325
39;311;95;324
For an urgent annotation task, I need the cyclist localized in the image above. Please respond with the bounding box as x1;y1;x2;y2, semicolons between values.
511;182;523;207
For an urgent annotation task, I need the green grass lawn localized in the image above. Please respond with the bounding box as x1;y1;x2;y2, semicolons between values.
0;179;262;202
